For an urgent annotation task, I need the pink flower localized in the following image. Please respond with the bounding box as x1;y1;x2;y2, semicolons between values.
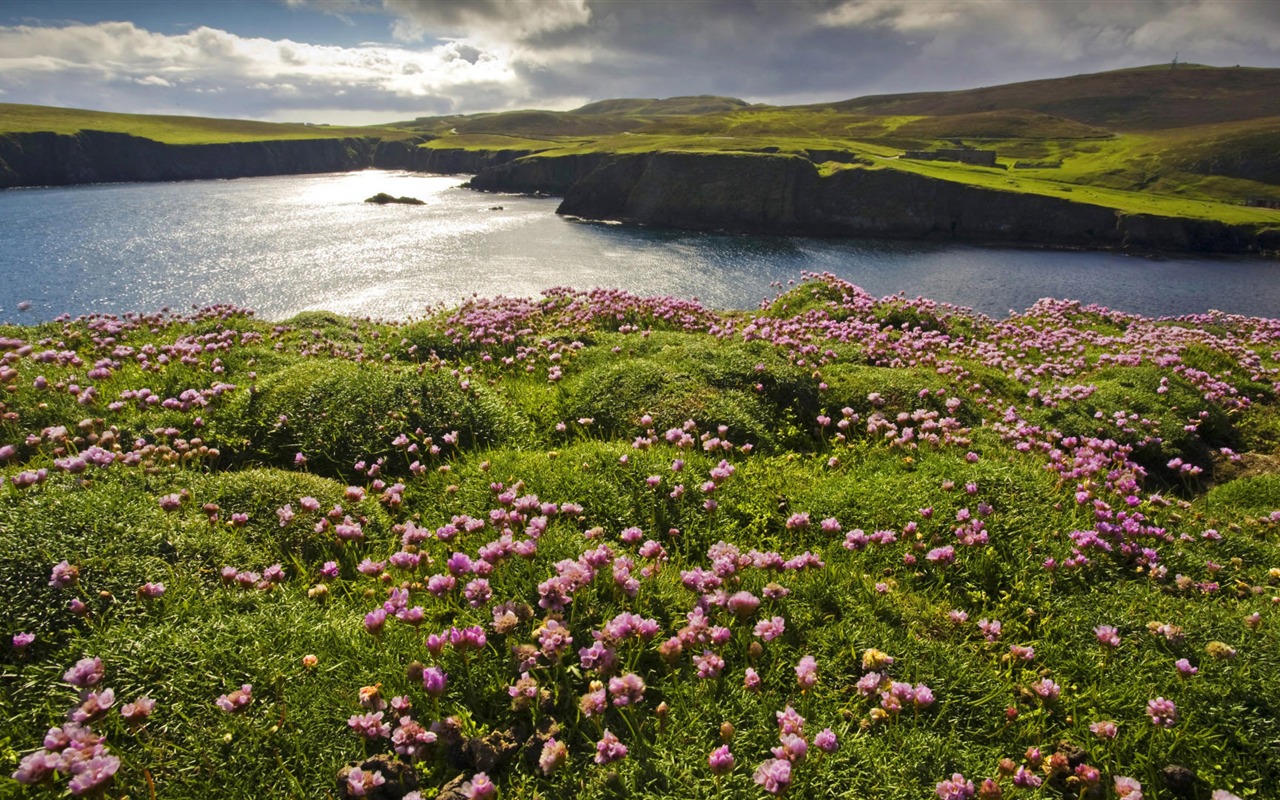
12;632;34;650
795;655;818;690
1114;776;1144;798
216;684;253;713
137;582;165;599
346;767;385;797
67;755;121;796
936;772;976;800
462;772;495;799
744;667;762;691
158;493;182;512
422;666;447;697
753;758;792;795
754;616;786;641
1089;720;1118;739
539;737;568;775
814;728;838;753
694;650;725;679
594;729;628;765
1094;624;1121;648
121;696;156;723
709;745;735;775
63;657;104;688
348;711;390;740
1147;697;1178;727
49;560;80;588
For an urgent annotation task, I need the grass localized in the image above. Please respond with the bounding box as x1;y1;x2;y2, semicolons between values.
2;275;1279;798
0;103;417;145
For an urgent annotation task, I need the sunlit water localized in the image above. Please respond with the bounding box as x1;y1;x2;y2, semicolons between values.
1;170;1277;322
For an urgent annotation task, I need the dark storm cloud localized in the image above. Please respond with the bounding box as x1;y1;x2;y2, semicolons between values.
2;0;1279;123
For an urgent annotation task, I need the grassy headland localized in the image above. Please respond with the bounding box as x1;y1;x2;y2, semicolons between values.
3;65;1279;240
0;103;417;144
2;275;1279;798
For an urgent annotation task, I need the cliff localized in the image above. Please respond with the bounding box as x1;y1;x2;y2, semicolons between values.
534;151;1277;256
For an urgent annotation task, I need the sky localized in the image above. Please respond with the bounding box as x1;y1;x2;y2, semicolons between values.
2;0;1280;125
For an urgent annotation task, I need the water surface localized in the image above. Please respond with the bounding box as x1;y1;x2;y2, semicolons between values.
1;170;1277;322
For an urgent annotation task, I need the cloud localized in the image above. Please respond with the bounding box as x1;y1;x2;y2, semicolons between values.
0;19;527;121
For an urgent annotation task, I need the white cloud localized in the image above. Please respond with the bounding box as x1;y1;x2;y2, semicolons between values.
0;20;526;121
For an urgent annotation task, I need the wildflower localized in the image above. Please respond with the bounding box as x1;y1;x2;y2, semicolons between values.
1031;678;1061;701
754;616;786;641
580;681;608;717
977;619;1002;642
753;758;792;795
364;608;387;635
49;560;80;588
1211;791;1243;800
694;650;725;679
1089;720;1118;739
540;737;568;775
775;705;805;735
462;772;495;798
1013;766;1042;789
814;728;839;753
936;772;976;800
608;673;646;707
771;733;808;763
422;666;447;697
744;667;762;691
12;632;34;651
137;582;165;599
728;590;760;617
346;767;386;797
1176;658;1198;676
348;711;391;740
1094;624;1121;648
1146;697;1178;727
706;742;737;773
1114;776;1144;799
391;718;437;759
64;657;104;688
67;755;121;796
795;655;818;690
217;684;253;713
158;494;182;511
594;729;628;765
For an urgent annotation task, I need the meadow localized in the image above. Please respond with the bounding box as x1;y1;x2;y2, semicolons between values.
2;273;1278;799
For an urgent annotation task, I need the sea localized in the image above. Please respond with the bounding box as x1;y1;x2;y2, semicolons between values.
2;170;1277;322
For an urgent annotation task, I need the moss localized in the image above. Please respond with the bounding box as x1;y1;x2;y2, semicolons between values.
230;359;524;476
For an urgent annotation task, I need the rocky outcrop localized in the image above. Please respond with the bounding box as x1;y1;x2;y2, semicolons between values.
539;151;1276;256
467;152;608;195
0;130;392;188
0;130;548;188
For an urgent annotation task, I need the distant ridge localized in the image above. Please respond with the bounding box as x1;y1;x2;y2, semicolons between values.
818;64;1280;130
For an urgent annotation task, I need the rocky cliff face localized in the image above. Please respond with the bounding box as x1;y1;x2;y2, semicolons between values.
543;151;1275;256
0;130;396;188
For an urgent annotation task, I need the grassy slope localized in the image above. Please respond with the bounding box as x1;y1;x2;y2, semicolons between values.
0;103;417;144
2;278;1279;799
414;65;1280;226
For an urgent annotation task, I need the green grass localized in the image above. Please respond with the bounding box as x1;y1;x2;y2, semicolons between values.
0;103;417;144
2;276;1279;799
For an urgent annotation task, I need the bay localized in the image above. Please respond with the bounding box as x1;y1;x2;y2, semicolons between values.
1;169;1277;322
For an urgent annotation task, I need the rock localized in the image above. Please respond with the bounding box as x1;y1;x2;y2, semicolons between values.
1160;764;1198;798
365;193;425;205
463;728;519;772
436;775;470;800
